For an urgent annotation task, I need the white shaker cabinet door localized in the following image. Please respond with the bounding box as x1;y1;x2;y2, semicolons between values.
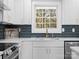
33;47;64;59
20;42;32;59
33;47;49;59
50;47;64;59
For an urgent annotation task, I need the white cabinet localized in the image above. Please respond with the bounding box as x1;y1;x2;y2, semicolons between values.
33;47;49;59
33;41;64;59
20;42;32;59
50;48;64;59
33;47;64;59
20;40;64;59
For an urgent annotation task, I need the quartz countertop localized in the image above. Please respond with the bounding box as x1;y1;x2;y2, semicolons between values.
0;38;79;42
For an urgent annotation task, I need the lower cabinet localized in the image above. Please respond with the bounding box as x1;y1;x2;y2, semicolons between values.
20;42;32;59
33;41;64;59
33;47;49;59
20;40;64;59
50;48;64;59
33;47;64;59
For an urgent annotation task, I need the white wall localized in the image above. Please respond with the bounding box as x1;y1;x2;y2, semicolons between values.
3;0;15;24
0;0;3;22
0;11;2;22
3;0;31;24
23;0;31;24
32;0;79;25
62;0;79;25
13;0;24;24
29;0;79;25
3;0;79;25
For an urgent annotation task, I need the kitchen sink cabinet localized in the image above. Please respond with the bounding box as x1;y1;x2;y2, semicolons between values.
21;40;64;59
33;47;49;59
50;48;64;59
32;41;64;59
33;47;64;59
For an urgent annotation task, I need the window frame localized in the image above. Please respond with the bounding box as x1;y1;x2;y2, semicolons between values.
32;2;62;33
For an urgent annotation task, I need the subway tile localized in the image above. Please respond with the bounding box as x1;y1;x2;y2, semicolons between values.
0;25;79;39
19;25;79;38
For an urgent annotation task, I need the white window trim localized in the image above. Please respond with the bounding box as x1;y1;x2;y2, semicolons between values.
32;1;62;33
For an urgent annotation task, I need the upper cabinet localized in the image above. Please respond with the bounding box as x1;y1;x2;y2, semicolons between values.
3;0;31;24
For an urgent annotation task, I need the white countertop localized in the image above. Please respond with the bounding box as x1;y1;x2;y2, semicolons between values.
0;38;79;43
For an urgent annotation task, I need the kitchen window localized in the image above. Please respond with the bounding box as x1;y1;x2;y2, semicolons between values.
35;7;57;28
32;2;61;33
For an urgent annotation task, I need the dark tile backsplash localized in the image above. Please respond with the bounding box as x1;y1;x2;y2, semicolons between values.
0;25;79;39
0;24;5;39
19;25;79;38
19;25;31;38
